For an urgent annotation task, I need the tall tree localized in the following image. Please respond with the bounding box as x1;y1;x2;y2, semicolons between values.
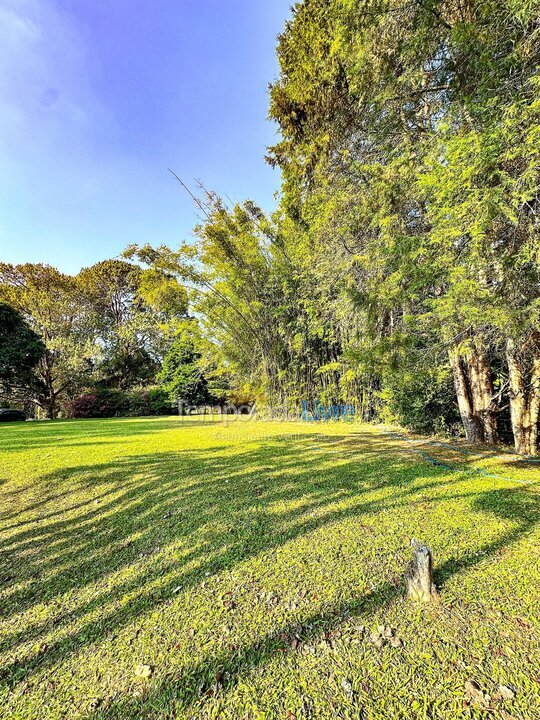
77;259;188;389
0;264;95;418
268;0;540;452
157;321;209;409
0;302;45;406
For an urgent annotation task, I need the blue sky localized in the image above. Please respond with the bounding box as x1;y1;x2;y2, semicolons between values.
0;0;291;273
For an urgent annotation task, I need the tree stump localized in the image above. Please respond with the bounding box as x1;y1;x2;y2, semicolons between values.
405;538;438;602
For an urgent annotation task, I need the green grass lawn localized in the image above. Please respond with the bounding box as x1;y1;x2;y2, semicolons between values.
1;417;539;720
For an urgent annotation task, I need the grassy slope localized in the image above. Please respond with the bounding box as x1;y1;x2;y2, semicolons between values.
0;416;539;720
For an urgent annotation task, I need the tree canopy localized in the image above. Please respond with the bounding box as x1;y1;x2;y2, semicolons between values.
0;261;188;417
0;302;44;403
128;0;539;453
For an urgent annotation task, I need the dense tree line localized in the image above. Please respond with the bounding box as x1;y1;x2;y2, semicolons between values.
267;0;540;454
130;0;540;454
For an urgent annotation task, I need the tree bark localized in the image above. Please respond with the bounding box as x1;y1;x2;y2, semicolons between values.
469;342;498;444
507;337;540;456
41;394;58;420
449;348;482;442
449;341;497;444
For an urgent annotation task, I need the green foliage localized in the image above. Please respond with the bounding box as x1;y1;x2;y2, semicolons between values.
263;0;540;446
78;259;186;390
157;322;210;407
97;348;159;391
0;260;188;416
147;386;175;415
127;388;175;416
0;264;97;418
64;387;175;419
0;302;44;399
380;367;462;436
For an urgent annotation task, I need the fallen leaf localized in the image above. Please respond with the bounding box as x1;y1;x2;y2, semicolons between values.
494;685;515;701
214;669;224;686
464;680;489;707
135;664;153;679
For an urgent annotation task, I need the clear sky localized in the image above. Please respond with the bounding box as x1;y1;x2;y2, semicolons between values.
0;0;292;274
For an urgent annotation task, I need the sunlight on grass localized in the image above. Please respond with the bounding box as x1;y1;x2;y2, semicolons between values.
1;417;539;719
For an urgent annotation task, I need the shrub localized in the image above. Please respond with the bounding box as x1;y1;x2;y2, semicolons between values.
148;387;175;415
127;389;152;416
380;368;461;436
126;388;175;416
67;394;100;418
64;387;176;419
94;388;131;417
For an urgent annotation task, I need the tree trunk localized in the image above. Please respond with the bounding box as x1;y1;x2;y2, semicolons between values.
36;350;59;419
449;349;482;442
405;538;438;603
507;338;540;456
449;342;497;444
469;342;498;444
43;395;58;420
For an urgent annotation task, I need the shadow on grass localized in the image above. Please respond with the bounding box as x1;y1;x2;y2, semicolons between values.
0;423;538;718
87;582;400;720
83;482;539;720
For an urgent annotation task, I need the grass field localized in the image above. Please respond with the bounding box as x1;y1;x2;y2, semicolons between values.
1;416;539;720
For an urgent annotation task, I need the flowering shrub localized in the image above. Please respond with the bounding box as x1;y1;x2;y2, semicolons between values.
67;394;99;418
64;387;175;418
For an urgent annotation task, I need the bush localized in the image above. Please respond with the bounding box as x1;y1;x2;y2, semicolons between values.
67;394;100;419
148;387;175;415
64;387;176;419
95;389;131;417
126;389;152;416
380;367;461;436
